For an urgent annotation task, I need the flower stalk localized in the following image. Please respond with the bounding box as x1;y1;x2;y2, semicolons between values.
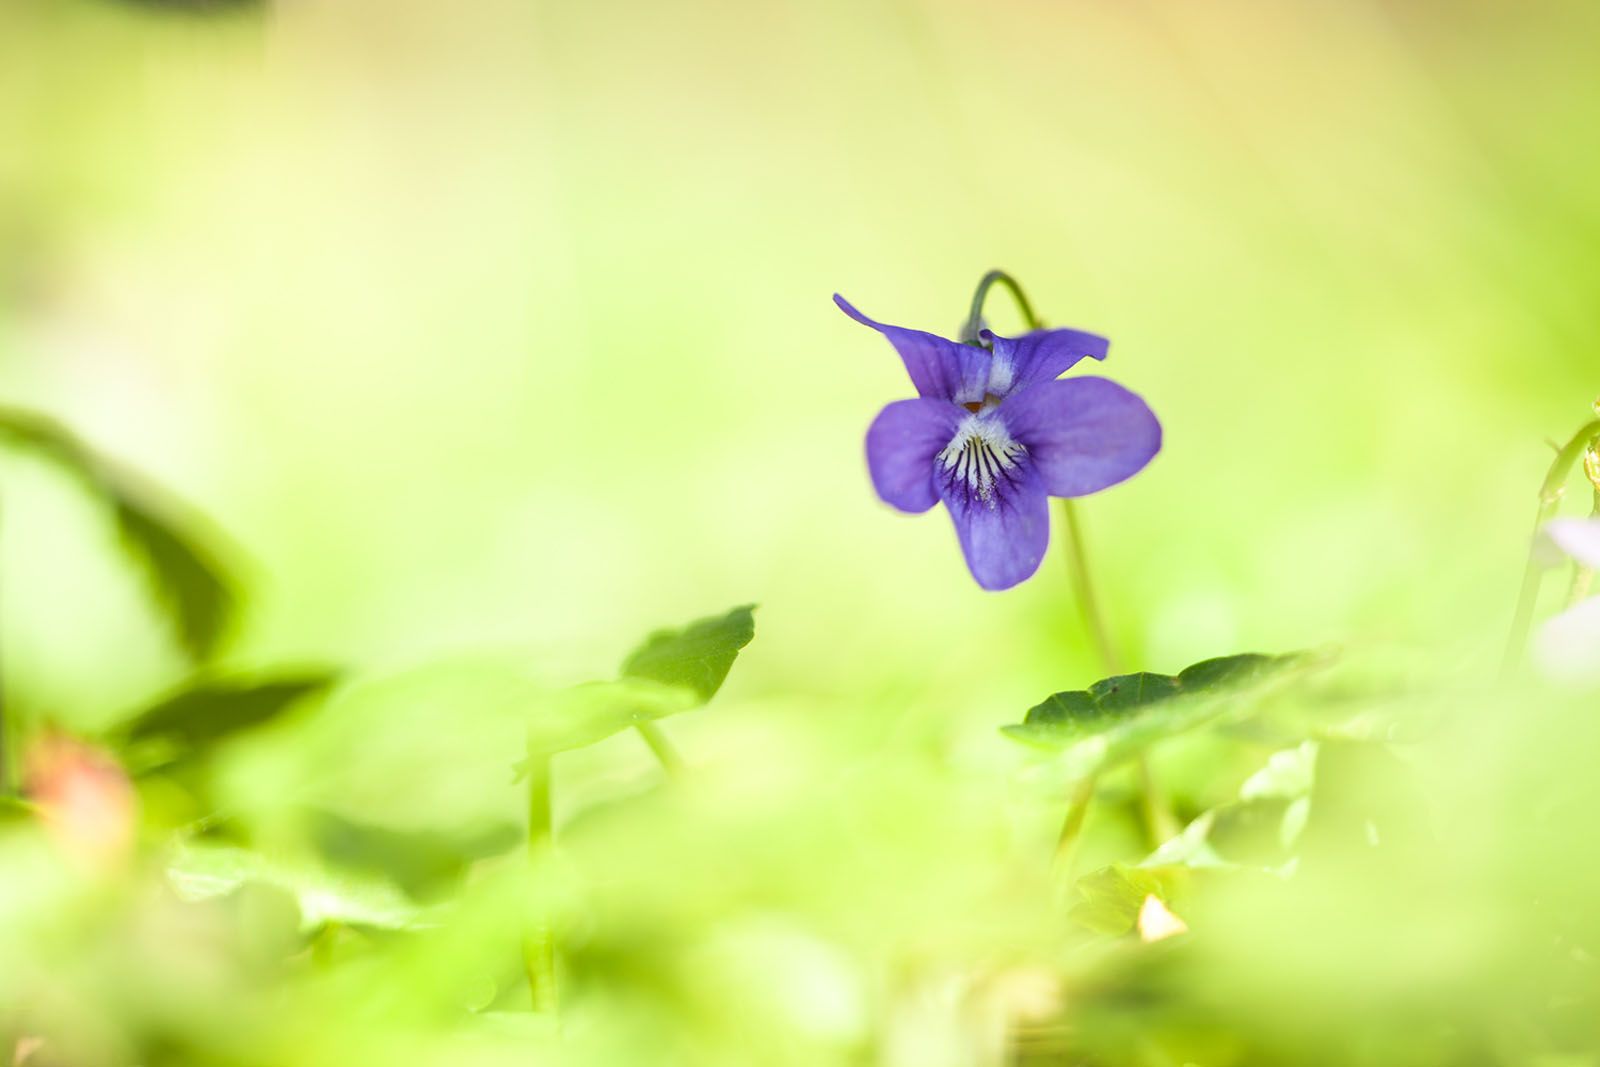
961;271;1174;863
960;269;1040;345
635;721;685;778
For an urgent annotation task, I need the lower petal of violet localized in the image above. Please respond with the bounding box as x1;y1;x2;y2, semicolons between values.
938;453;1051;591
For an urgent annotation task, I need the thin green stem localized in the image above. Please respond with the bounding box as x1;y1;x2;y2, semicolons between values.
1059;499;1121;675
1059;499;1177;848
634;721;685;778
1052;774;1098;878
522;751;557;1015
1502;417;1600;676
962;269;1041;340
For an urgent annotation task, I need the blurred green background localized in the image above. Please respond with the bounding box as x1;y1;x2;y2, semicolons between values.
4;0;1597;720
3;1;1600;1064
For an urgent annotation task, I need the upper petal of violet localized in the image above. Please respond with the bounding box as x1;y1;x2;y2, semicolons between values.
998;377;1161;498
980;326;1109;397
866;398;965;514
835;294;989;404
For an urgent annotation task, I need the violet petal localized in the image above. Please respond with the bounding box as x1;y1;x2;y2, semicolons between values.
938;450;1051;591
999;377;1161;498
866;398;964;514
835;294;989;404
980;326;1109;396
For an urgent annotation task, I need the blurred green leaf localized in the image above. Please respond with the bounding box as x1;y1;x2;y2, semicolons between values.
121;673;337;750
1070;863;1185;936
310;809;520;900
526;678;699;756
109;495;236;662
166;839;421;931
0;406;238;661
620;604;756;703
0;795;34;823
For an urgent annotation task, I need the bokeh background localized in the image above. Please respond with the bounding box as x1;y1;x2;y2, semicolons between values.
4;0;1597;723
3;2;1600;1063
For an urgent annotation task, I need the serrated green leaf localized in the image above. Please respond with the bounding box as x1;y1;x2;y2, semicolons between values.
1088;672;1182;711
0;406;238;662
1003;652;1314;768
166;839;420;931
1024;689;1098;725
620;604;756;703
1177;653;1284;690
123;673;337;751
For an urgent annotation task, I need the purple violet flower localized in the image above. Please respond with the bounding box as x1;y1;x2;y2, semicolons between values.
837;294;1161;590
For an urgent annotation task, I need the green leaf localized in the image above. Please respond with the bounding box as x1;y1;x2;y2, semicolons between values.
0;406;238;661
620;604;756;703
166;839;420;931
110;494;237;662
1002;652;1311;768
122;673;338;750
1070;863;1186;936
1088;672;1182;711
527;678;699;756
1176;653;1283;690
309;810;520;901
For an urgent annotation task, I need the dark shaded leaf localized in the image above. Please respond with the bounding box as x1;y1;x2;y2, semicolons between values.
1002;652;1310;761
111;495;236;661
310;810;520;901
1177;654;1281;690
1089;672;1182;711
0;406;239;661
620;604;756;703
124;673;337;749
1022;689;1099;727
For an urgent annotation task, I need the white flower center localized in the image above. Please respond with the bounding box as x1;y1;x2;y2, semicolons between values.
938;415;1025;505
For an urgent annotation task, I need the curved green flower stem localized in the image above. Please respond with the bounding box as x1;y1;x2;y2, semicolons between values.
634;721;685;779
1502;417;1600;676
521;750;557;1015
961;269;1041;343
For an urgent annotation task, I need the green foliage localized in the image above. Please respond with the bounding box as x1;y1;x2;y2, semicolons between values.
309;810;520;901
121;673;337;751
1002;653;1310;775
620;604;756;703
1069;862;1186;936
0;406;237;661
526;678;700;755
166;839;421;931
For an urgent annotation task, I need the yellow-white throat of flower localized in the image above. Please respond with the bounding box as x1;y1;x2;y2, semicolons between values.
939;408;1024;506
